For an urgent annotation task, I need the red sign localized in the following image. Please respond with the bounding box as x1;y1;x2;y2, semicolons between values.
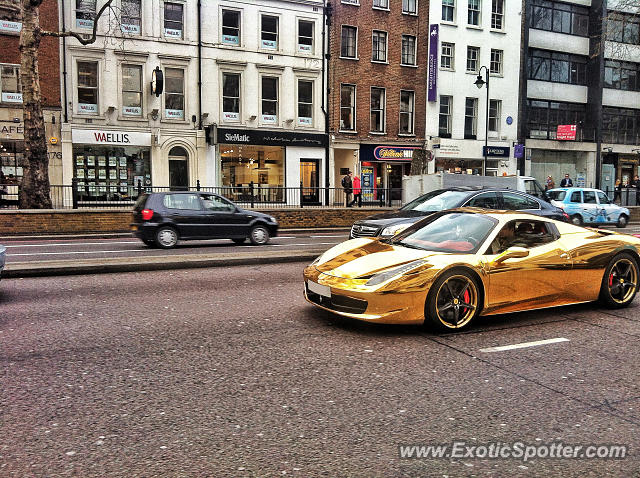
557;124;577;141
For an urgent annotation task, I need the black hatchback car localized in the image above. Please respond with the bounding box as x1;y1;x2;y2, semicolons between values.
131;191;278;248
350;187;568;239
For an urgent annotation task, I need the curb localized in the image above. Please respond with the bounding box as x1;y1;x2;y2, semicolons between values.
2;248;325;278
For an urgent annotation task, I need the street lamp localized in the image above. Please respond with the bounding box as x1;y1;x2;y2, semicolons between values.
474;65;490;176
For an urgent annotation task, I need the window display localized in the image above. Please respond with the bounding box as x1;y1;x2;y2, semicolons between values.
220;144;284;202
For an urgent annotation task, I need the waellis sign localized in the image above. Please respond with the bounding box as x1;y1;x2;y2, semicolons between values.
72;129;152;146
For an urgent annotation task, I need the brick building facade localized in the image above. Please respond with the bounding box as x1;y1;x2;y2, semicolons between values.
328;0;428;203
0;0;62;186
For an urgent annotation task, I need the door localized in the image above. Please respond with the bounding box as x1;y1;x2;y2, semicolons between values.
162;193;205;237
500;192;542;216
581;190;601;223
169;146;189;191
482;219;574;313
601;164;615;196
388;164;405;201
300;159;319;205
597;190;618;223
200;193;249;238
464;191;500;209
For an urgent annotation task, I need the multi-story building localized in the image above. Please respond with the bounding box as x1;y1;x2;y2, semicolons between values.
60;0;327;204
522;0;640;191
329;0;428;202
426;0;522;177
0;0;62;184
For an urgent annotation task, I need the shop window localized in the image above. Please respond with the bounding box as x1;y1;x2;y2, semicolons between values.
439;95;452;138
372;31;387;63
0;1;22;34
399;90;415;135
440;42;454;69
1;64;22;103
298;20;314;54
76;0;95;29
222;10;240;45
370;87;385;133
261;15;278;50
222;73;240;122
122;65;142;116
121;0;141;35
77;61;98;114
164;2;183;39
403;0;417;15
261;77;278;124
73;145;151;202
341;26;357;58
220;145;285;201
401;35;416;66
468;0;480;26
340;84;356;131
490;49;503;75
465;97;478;139
164;68;184;120
297;80;313;126
0;140;25;180
442;0;455;22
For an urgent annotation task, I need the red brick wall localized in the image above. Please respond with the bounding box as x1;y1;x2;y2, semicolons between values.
329;0;428;144
0;0;60;108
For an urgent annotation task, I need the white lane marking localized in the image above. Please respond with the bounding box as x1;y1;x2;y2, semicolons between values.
9;249;151;257
4;241;140;248
480;338;569;353
269;242;339;247
311;235;348;238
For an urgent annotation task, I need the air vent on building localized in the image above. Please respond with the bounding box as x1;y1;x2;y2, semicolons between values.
313;6;318;11
268;55;273;60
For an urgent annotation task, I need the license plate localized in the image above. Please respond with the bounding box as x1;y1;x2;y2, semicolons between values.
308;280;331;298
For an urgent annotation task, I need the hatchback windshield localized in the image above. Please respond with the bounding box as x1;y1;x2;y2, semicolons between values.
546;190;566;201
401;190;470;213
392;213;497;253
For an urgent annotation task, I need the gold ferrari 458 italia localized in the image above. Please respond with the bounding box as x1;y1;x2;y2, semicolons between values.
303;209;640;331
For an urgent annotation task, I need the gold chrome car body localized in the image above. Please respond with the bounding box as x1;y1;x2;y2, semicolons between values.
303;209;640;325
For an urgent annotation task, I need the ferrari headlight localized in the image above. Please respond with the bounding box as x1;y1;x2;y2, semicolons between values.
365;260;427;286
380;223;412;237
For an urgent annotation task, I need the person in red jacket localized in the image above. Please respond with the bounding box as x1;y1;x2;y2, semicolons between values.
349;174;362;207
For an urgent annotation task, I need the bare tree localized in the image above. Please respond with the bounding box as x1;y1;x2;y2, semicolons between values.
410;148;431;176
14;0;114;208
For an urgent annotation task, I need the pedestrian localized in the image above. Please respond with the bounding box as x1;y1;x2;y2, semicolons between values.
614;179;622;204
342;171;353;207
0;170;6;207
349;174;362;207
633;175;640;188
560;173;573;187
546;175;555;191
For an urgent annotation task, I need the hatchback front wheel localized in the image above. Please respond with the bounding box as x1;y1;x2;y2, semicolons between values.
249;225;270;245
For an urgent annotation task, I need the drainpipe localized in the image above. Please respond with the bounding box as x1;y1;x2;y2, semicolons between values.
61;0;68;123
322;2;332;205
197;0;203;130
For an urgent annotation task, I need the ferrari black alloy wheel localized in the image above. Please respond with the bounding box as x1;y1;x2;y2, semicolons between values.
425;269;481;331
600;253;639;308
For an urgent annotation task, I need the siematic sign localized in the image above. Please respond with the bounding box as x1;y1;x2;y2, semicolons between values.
216;128;328;147
72;129;152;146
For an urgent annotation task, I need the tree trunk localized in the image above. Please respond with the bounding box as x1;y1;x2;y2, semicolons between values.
18;0;52;209
410;148;431;176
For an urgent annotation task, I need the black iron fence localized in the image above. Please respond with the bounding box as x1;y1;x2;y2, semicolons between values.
0;181;404;210
603;187;640;207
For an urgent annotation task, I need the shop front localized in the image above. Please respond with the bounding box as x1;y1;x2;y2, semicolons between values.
214;127;327;205
359;144;417;202
70;129;152;202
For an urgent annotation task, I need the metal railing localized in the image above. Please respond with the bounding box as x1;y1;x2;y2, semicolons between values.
603;186;640;207
0;181;404;210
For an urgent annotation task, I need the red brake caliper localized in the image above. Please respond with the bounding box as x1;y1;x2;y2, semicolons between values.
609;273;614;287
463;289;470;313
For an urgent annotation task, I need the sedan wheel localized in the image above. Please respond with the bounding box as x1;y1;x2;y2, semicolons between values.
155;226;178;249
249;225;270;245
425;270;480;331
616;215;628;228
570;215;583;226
600;254;639;308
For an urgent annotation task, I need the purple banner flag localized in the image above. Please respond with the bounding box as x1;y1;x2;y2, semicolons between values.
427;24;439;103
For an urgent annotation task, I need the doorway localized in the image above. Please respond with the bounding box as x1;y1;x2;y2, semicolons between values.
300;158;319;205
169;146;189;191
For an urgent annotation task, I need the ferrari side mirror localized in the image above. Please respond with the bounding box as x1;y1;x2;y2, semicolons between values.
493;247;530;264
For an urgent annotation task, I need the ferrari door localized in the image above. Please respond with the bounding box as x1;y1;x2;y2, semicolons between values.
482;220;574;314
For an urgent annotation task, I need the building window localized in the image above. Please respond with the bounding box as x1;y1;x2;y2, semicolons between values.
488;99;501;133
298;20;314;54
529;48;587;85
261;77;278;124
401;35;417;66
373;0;389;9
121;0;141;35
222;10;240;45
297;80;313;126
372;31;388;62
441;42;454;69
261;15;278;50
403;0;417;15
77;61;98;114
340;84;356;131
468;0;480;26
164;68;184;120
0;64;22;103
442;0;455;22
164;2;183;39
603;106;640;145
466;46;479;73
490;49;503;75
529;0;589;37
399;90;415;135
605;60;640;91
0;2;21;33
491;0;504;29
606;12;640;46
341;0;360;4
122;65;142;116
76;0;95;29
464;97;478;139
341;26;357;58
526;99;588;140
222;73;240;122
370;87;385;133
439;95;452;137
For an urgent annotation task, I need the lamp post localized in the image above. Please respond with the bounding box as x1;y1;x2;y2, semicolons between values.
474;65;490;176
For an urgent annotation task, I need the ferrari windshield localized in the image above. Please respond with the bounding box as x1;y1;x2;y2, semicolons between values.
401;190;470;213
392;212;497;253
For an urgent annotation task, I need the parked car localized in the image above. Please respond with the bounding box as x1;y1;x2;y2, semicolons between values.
547;187;630;228
350;187;568;239
0;244;5;280
131;191;278;248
